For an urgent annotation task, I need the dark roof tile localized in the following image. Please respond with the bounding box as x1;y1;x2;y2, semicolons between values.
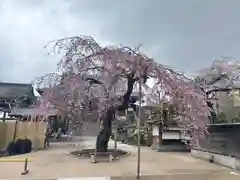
0;82;34;99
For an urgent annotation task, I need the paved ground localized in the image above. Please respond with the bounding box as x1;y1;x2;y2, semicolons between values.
0;136;239;180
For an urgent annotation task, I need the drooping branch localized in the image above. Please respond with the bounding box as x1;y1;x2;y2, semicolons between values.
35;35;214;147
194;58;240;124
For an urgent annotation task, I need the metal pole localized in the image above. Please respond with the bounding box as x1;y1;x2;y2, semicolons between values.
94;111;101;162
21;158;29;175
137;72;142;179
114;126;118;159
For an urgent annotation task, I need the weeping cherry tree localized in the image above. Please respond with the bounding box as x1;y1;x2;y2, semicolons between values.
36;36;209;152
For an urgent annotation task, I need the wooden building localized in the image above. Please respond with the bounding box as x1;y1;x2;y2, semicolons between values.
0;82;37;109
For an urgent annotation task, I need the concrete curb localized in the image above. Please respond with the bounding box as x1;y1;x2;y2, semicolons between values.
191;148;240;170
57;177;110;180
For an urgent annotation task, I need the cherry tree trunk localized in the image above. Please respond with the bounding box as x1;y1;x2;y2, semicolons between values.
96;108;114;152
158;123;163;148
95;75;136;152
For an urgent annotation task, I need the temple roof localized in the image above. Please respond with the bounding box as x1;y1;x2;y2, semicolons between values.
0;82;35;99
9;107;57;116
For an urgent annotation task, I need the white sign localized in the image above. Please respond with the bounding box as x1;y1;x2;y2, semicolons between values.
232;90;240;106
152;125;159;136
163;131;180;139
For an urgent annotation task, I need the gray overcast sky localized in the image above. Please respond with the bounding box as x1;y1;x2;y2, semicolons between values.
0;0;240;83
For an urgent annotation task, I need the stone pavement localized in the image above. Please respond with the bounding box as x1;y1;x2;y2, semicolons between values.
0;136;239;180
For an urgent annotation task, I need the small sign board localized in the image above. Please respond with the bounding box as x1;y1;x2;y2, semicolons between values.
233;89;240;106
152;125;159;136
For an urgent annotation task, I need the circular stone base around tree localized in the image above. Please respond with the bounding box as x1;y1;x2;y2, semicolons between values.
70;148;130;159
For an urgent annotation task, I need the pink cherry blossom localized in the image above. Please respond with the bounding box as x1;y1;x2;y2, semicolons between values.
35;36;210;147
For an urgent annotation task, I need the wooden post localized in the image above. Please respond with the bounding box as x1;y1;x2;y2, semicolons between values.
147;122;153;147
13;120;18;142
2;112;6;122
158;122;163;149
